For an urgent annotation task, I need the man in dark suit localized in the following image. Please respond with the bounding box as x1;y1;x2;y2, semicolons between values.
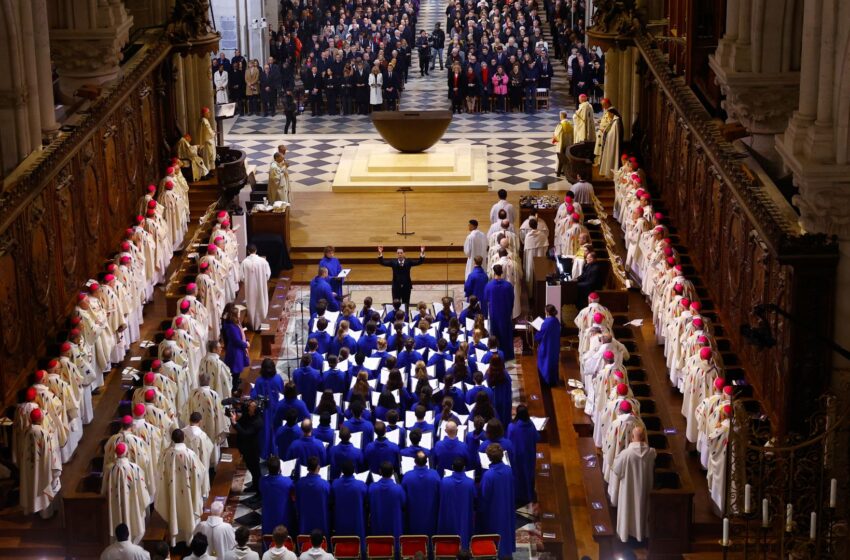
575;251;608;305
377;246;425;308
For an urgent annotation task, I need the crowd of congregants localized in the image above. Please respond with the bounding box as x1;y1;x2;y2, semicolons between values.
210;0;604;120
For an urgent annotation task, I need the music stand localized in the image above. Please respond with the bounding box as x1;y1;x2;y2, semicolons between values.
396;187;415;236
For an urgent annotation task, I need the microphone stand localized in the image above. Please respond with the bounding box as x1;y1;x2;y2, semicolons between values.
396;187;415;236
445;242;452;298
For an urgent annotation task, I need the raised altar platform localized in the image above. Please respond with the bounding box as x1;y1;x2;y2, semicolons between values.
331;142;489;192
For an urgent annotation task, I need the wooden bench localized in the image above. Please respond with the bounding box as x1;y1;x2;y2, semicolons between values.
576;437;616;558
260;276;292;355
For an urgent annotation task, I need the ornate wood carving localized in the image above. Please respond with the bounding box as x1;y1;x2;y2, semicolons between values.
633;35;839;434
0;41;171;406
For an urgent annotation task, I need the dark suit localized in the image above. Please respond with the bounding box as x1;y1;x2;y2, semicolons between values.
575;261;608;305
378;255;425;307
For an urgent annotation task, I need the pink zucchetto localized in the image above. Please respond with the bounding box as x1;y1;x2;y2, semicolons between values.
700;347;712;360
593;313;604;324
619;401;633;413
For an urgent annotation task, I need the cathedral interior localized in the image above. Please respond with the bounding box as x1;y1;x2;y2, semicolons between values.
0;0;849;558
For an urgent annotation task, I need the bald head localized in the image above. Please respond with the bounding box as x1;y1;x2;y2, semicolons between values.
501;219;510;230
445;420;458;438
631;426;646;443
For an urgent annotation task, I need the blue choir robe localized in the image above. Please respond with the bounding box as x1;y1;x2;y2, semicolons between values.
427;352;450;381
322;368;349;394
357;334;378;356
466;430;484;470
433;437;469;471
386;424;407;448
344;407;372;422
396;349;423;372
368;478;406;540
331;475;367;544
410;420;434;435
296;473;331;537
400;445;431;463
293;366;322;411
273;397;310;427
309;276;339;315
307;351;324;371
251;375;285;459
437;471;477;548
286;435;327;467
343;417;375;445
386;333;408;350
535;315;561;386
507;419;540;505
466;384;495;406
307;331;332;354
401;466;441;536
481;349;505;364
314;424;336;446
483;278;515;360
413;332;438;351
434;310;457;333
479;462;516;557
464;266;490;314
329;335;357;356
319;256;343;294
364;437;401;473
275;423;303;458
490;377;513;425
260;473;295;535
478;437;515;466
328;441;363;480
435;386;468;414
338;313;363;331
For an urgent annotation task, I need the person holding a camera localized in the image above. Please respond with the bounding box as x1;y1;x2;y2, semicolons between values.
231;399;264;494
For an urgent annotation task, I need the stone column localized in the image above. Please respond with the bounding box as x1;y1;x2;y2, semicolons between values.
806;0;836;162
49;0;134;101
780;0;822;155
731;0;752;71
618;47;634;139
715;0;740;66
30;0;58;135
17;0;44;151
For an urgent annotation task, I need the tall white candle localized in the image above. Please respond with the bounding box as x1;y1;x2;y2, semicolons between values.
810;512;817;540
762;498;769;527
786;503;794;531
830;478;837;508
722;517;730;546
744;484;752;514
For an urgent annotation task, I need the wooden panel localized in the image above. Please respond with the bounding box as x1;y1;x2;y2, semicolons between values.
0;42;172;408
633;36;838;434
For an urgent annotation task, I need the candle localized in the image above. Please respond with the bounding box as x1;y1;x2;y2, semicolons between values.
830;478;837;508
744;484;752;514
722;517;730;546
762;498;769;527
810;512;817;540
786;503;794;531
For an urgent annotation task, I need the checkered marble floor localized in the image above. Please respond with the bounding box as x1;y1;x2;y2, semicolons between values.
223;0;578;193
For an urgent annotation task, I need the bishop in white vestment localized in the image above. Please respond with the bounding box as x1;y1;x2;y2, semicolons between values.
20;409;62;517
572;94;596;143
101;442;151;543
612;427;656;542
155;429;206;545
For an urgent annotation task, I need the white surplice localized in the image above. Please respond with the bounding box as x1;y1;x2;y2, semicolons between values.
241;254;272;330
463;229;489;278
612;442;656;542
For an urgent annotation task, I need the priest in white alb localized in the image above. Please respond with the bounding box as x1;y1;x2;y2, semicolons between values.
193;501;236;557
707;404;733;511
241;244;272;331
198;107;216;173
99;523;151;560
155;429;207;546
464;219;488;278
612;427;656;542
105;416;156;501
184;412;214;494
522;218;549;292
188;372;230;462
101;442;151;544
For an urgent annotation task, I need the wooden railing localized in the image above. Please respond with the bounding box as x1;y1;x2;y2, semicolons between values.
632;33;839;435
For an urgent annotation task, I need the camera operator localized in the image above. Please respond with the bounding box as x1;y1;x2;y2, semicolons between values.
231;399;264;493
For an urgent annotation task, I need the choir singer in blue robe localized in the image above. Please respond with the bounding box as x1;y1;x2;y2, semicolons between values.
319;246;343;294
295;456;331;538
368;462;406;545
507;405;540;506
250;358;285;460
535;304;561;386
401;451;441;537
309;267;340;315
464;256;489;315
331;460;367;553
479;443;516;558
437;456;476;548
483;264;515;361
260;456;295;536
